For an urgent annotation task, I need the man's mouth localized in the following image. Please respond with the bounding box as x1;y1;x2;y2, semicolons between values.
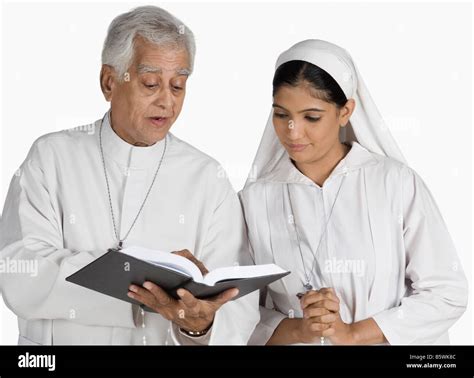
148;116;169;128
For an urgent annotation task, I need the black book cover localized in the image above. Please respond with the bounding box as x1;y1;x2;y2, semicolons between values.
66;249;290;311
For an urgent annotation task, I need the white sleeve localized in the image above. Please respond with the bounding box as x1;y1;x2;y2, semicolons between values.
247;286;287;345
183;181;260;345
0;139;135;328
238;190;287;345
372;167;468;344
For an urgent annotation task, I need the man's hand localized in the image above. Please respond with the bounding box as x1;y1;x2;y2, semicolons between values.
127;248;237;332
171;249;209;275
128;283;238;332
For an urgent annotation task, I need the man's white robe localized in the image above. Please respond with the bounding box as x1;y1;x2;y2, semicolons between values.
0;113;259;345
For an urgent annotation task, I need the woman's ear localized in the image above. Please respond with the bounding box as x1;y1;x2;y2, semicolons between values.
339;98;356;127
100;65;116;102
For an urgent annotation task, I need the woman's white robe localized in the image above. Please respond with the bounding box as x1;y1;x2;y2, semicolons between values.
239;141;467;345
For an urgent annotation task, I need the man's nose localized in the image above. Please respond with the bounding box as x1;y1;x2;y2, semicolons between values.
153;86;174;109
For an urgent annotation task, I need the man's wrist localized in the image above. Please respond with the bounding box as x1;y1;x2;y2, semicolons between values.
179;321;213;337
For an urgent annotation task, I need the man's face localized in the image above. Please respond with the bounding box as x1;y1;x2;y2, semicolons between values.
101;36;190;146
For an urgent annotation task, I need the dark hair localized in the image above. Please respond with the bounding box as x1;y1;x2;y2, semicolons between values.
272;60;347;108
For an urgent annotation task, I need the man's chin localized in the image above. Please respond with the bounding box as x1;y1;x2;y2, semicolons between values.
141;127;171;146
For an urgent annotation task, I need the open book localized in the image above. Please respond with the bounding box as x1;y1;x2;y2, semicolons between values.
66;246;290;311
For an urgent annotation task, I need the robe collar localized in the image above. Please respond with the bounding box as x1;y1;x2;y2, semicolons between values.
100;110;168;169
259;141;379;187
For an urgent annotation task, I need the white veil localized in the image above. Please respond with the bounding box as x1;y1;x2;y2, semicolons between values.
244;39;406;186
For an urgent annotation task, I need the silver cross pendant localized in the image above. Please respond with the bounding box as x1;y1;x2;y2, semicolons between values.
296;283;314;299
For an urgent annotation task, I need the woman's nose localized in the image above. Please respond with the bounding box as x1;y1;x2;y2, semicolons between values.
287;119;304;139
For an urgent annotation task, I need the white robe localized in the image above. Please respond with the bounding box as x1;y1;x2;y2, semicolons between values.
0;113;259;345
239;141;468;345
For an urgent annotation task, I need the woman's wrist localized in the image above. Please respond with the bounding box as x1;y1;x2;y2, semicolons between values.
338;318;386;345
289;318;303;343
328;321;355;345
267;318;303;345
343;323;356;344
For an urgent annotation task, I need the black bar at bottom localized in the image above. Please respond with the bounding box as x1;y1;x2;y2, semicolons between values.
0;345;473;377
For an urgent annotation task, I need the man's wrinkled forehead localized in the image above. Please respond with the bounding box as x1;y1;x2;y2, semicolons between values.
136;64;191;76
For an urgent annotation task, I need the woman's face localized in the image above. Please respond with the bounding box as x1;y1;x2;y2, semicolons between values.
272;83;354;165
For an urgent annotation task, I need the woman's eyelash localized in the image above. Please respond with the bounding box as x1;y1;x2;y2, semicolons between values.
273;113;321;123
274;113;320;123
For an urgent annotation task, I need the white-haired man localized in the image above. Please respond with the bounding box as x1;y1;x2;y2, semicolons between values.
0;5;259;345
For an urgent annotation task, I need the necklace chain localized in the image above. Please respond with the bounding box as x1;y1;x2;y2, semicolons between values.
287;174;346;290
99;117;167;249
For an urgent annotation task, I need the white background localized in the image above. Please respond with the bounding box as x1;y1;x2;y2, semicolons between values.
1;0;472;344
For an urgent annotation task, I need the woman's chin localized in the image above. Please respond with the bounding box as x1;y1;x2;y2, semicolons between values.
287;150;311;163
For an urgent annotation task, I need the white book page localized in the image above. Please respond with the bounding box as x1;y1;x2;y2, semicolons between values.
203;264;287;286
119;246;204;283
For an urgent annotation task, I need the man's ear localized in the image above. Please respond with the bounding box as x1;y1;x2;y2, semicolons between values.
339;98;356;127
100;65;116;102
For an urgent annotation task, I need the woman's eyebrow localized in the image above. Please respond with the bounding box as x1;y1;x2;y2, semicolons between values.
272;103;287;110
272;103;325;112
298;107;325;113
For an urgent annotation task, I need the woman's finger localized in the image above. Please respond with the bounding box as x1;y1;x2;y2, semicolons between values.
319;288;340;303
309;322;331;332
311;299;340;312
321;327;336;337
307;312;338;324
300;291;325;309
302;306;330;318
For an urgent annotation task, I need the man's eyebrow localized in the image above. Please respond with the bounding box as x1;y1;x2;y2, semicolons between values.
137;64;161;74
272;104;325;112
136;64;191;76
176;68;191;76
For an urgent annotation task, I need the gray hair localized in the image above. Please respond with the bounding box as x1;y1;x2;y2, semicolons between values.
101;5;196;80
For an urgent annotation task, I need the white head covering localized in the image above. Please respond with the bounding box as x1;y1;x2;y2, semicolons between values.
245;39;405;186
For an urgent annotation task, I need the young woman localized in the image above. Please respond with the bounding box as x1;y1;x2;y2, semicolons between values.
239;39;468;345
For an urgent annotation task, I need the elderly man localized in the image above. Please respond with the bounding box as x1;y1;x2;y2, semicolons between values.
0;5;259;345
